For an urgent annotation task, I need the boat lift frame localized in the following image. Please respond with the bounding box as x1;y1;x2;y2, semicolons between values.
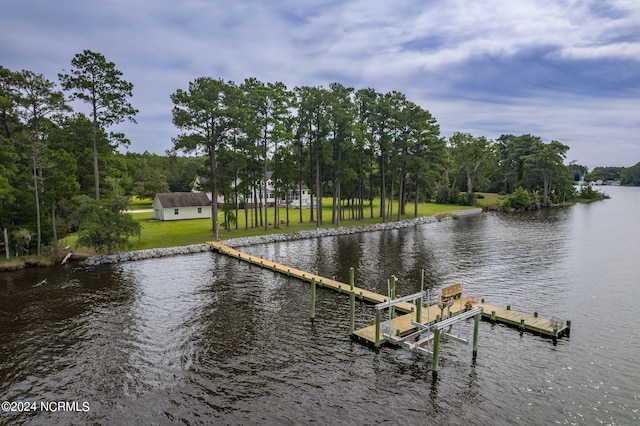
373;287;483;373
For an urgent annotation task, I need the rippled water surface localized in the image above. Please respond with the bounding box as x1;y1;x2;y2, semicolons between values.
1;186;639;425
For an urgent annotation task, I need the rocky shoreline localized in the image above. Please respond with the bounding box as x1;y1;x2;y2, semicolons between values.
83;213;469;266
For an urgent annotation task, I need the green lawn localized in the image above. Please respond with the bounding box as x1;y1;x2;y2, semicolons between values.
64;197;482;253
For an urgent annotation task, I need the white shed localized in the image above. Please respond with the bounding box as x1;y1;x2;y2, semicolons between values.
152;193;212;221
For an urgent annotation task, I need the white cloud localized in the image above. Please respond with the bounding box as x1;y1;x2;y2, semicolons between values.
1;0;638;168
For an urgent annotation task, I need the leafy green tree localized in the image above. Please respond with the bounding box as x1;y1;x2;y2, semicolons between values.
354;88;379;219
621;162;640;185
326;82;356;226
588;166;622;182
496;134;537;193
15;70;70;255
240;78;290;230
42;148;79;244
522;140;569;204
508;186;532;209
0;69;20;243
448;132;493;204
171;77;241;239
567;161;588;182
59;50;138;200
75;195;141;254
295;85;330;226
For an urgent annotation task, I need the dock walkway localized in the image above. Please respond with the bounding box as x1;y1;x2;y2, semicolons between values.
208;241;570;345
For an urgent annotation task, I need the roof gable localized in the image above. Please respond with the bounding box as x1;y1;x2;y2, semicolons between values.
155;192;211;208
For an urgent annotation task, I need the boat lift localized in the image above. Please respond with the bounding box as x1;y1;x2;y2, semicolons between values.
374;273;483;373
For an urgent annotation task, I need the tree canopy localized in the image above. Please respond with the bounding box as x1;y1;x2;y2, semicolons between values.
3;55;634;258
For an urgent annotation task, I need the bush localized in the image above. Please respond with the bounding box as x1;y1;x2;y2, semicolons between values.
578;186;610;201
459;192;477;206
434;187;459;204
510;187;532;209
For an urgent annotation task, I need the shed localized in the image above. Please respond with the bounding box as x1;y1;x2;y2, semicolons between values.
152;192;212;221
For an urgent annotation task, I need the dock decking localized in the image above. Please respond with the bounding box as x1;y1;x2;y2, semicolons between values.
208;241;570;344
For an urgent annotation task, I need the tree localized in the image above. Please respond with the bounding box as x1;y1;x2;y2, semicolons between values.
171;77;241;239
59;50;137;200
522;140;569;204
15;70;70;256
75;195;141;254
621;162;640;185
240;78;290;230
449;132;493;204
326;82;355;226
296;85;330;227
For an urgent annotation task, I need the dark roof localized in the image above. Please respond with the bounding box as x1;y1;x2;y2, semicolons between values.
155;192;210;208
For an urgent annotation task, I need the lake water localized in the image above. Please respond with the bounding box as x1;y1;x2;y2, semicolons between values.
1;186;638;425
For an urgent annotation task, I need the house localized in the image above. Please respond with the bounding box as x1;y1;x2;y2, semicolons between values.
192;173;311;208
152;192;212;221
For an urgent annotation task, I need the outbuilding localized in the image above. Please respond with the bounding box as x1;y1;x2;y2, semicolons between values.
152;192;212;221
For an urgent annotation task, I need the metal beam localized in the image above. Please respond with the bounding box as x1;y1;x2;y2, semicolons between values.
374;291;427;310
431;307;483;330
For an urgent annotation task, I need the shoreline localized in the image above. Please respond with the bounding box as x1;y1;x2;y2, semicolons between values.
83;209;481;266
1;209;481;270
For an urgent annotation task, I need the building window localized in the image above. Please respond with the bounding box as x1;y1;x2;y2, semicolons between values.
174;208;179;215
198;207;202;214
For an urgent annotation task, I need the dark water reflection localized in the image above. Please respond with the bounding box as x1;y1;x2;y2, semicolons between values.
1;186;639;425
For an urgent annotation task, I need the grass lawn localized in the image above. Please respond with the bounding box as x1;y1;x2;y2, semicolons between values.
133;198;478;250
63;196;485;253
475;192;506;207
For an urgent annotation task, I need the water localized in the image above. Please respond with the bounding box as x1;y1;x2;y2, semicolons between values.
1;187;639;425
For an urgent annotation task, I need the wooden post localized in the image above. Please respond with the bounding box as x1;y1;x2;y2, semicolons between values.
473;313;480;358
432;328;442;374
416;295;422;324
507;304;511;310
3;228;9;259
349;268;355;335
375;310;381;349
566;320;571;337
490;311;496;323
519;319;525;335
390;275;397;318
534;311;538;318
310;277;316;320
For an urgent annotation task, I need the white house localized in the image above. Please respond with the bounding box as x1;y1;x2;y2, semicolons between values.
193;173;311;208
152;192;211;221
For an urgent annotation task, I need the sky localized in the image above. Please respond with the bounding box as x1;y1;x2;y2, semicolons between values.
2;0;639;170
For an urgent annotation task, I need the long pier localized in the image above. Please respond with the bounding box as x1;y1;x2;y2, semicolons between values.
208;241;570;344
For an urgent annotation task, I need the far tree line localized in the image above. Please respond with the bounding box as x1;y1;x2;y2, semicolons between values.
1;50;634;256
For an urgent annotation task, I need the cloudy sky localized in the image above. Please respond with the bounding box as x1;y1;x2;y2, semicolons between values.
3;0;639;169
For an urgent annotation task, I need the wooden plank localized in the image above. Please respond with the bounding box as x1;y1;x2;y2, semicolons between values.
477;302;567;337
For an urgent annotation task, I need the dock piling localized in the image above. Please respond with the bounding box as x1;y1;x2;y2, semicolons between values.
432;328;442;374
473;313;480;358
374;310;381;349
310;277;316;320
390;275;397;318
349;268;355;335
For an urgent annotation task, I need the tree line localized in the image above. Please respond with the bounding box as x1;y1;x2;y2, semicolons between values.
0;50;600;257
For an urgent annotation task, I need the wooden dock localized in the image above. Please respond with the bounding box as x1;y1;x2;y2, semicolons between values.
209;241;416;313
477;301;570;339
208;241;570;344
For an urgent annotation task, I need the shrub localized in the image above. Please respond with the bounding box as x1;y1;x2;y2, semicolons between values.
510;187;532;209
434;187;459;204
